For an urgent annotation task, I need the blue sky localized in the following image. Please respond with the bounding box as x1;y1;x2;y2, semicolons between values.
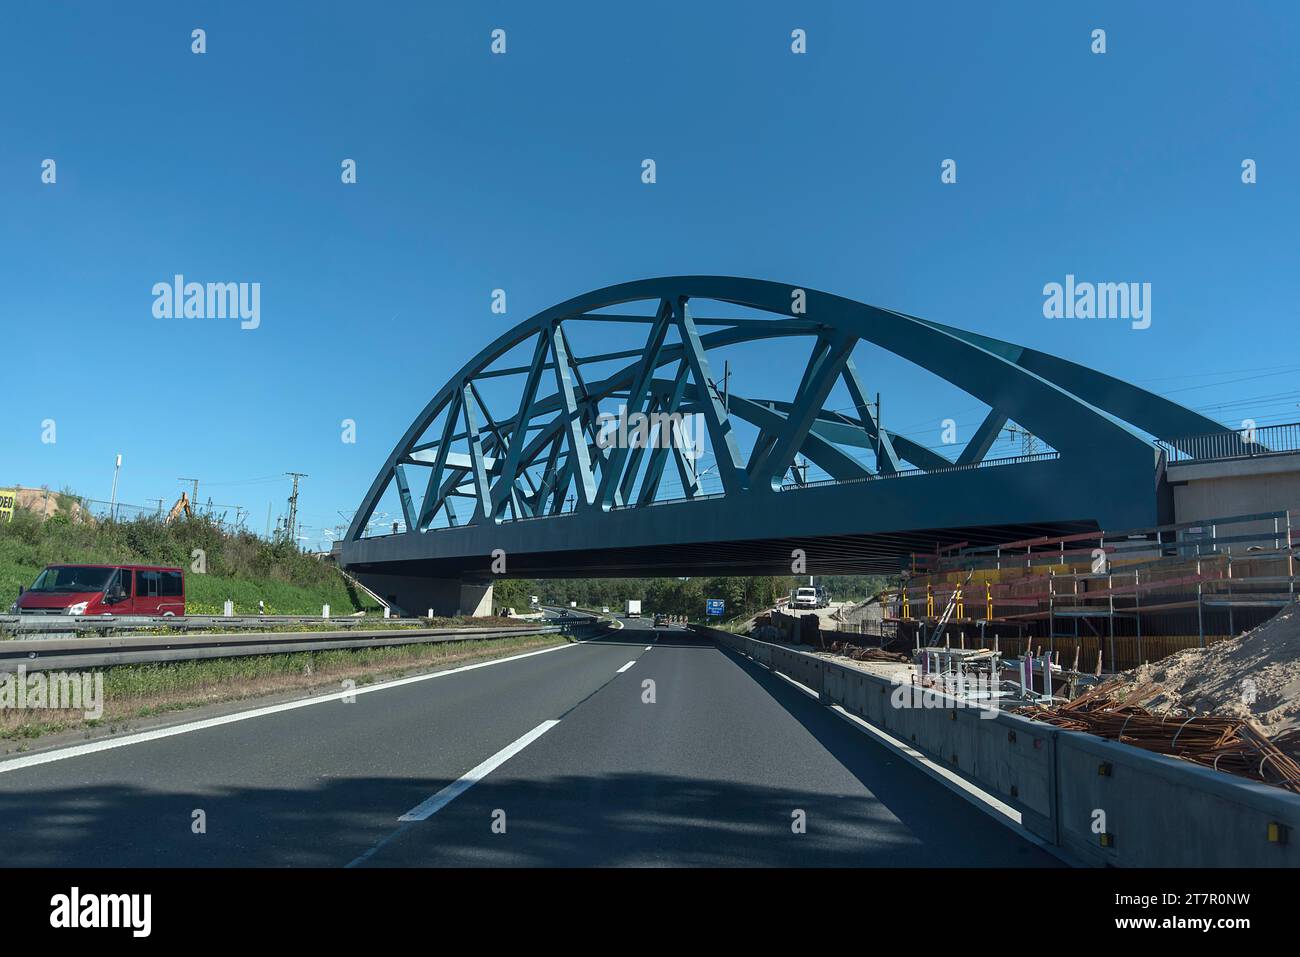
2;2;1298;549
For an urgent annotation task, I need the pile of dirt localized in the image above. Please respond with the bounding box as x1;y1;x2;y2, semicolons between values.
1101;604;1300;738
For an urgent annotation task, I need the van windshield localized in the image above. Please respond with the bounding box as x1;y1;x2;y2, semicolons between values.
796;588;816;598
28;565;115;593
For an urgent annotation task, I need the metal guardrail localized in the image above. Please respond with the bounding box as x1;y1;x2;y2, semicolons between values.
0;617;603;671
2;611;595;637
1;613;448;637
1157;421;1300;464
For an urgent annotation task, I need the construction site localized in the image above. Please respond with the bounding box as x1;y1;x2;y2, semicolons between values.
749;508;1300;794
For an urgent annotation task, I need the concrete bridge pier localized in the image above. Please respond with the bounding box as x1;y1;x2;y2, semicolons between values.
351;571;495;618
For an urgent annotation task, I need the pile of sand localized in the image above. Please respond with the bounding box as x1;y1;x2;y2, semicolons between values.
1105;604;1300;737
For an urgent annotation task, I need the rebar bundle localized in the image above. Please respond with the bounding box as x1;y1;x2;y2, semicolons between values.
827;640;911;663
1015;684;1300;793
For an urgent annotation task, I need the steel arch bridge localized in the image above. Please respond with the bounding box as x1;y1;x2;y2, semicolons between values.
340;276;1232;614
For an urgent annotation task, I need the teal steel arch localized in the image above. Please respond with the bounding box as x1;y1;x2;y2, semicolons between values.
341;277;1233;581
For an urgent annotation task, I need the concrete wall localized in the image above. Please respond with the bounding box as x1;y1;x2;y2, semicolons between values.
703;626;1300;867
1169;453;1300;543
1056;729;1299;867
350;572;495;618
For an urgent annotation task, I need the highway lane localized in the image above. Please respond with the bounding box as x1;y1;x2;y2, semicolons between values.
0;620;1058;867
356;619;1057;866
0;631;646;867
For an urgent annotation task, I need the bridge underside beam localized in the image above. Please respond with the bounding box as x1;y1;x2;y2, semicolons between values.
345;519;1102;580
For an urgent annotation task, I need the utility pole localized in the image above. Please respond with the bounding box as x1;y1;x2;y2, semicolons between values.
1005;424;1036;456
791;456;809;485
285;472;308;545
875;392;882;469
109;454;122;520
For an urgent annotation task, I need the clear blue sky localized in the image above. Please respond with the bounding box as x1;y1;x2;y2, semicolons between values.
2;2;1297;549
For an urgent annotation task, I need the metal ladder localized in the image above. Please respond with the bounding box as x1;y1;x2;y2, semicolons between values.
928;567;975;647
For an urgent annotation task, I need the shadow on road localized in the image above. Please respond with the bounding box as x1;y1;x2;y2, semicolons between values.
0;765;1056;867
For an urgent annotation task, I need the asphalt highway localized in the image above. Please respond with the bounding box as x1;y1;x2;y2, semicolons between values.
0;620;1058;867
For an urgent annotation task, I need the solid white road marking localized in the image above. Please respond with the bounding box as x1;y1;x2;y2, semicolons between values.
0;640;584;776
398;720;559;821
617;660;636;673
644;645;652;651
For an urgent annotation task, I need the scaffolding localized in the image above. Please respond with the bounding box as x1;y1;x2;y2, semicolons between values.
883;509;1296;672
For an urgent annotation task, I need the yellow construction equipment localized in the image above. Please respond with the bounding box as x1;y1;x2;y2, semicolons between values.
165;492;193;525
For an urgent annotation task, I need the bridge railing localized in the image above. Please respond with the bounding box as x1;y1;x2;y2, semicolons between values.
1157;421;1300;464
787;450;1062;492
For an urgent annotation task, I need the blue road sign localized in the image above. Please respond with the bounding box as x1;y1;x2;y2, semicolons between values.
706;599;725;617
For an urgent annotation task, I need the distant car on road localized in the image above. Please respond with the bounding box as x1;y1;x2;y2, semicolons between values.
653;613;668;627
11;563;185;616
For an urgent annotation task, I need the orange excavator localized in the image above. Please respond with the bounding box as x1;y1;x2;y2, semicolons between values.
164;492;194;525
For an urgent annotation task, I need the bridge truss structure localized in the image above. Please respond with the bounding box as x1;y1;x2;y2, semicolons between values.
341;277;1235;587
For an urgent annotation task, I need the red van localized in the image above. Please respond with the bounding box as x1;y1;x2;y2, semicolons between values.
10;564;185;617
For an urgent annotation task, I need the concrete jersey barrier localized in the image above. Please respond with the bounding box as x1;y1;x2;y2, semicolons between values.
696;625;1300;868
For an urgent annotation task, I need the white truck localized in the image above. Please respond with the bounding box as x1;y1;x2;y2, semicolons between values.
792;586;818;610
625;599;642;618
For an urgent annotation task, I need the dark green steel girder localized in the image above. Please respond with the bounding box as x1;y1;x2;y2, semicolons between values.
344;277;1231;555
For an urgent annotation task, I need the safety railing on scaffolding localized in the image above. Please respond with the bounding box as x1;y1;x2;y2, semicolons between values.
881;509;1297;672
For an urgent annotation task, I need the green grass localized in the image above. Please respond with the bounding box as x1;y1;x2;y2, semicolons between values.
184;572;358;616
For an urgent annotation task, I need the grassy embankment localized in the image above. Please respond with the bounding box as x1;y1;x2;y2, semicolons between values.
0;501;375;616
